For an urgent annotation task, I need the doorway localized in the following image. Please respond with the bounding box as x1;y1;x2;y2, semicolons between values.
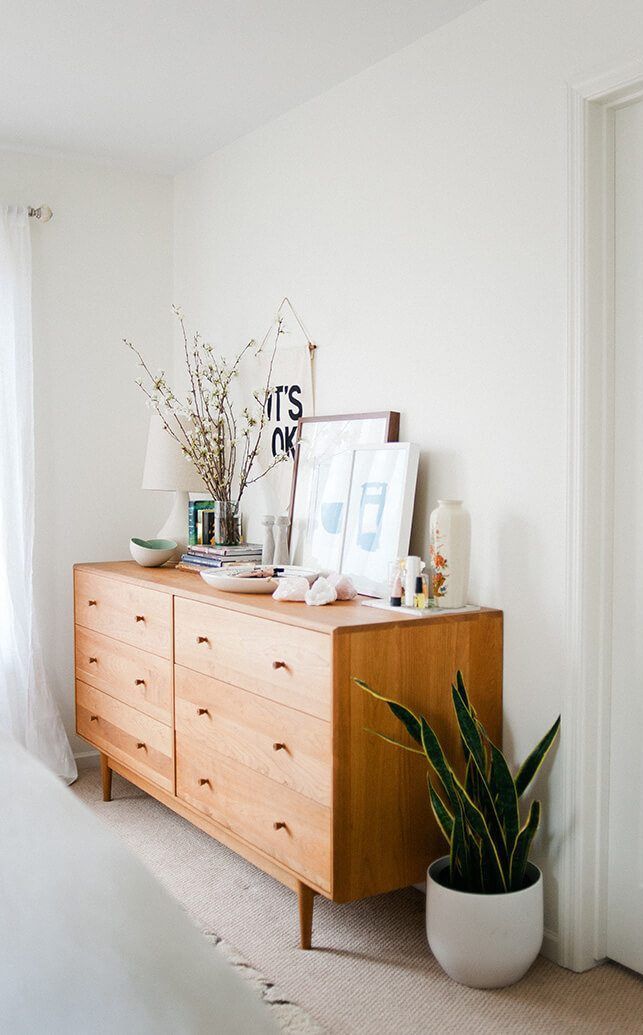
605;98;643;976
563;63;643;973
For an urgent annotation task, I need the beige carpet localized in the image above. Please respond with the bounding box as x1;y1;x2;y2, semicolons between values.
72;770;643;1034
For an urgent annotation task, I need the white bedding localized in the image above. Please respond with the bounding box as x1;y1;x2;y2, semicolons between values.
0;733;276;1034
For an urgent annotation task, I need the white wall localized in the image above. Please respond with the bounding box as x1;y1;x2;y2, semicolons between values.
173;0;643;953
0;149;173;757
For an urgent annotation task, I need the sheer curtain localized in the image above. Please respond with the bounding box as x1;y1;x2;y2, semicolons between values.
0;205;76;783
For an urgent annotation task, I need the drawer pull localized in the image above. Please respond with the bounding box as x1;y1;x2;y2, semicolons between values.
135;614;145;623
88;656;98;664
198;777;211;787
272;660;287;670
136;742;146;750
196;635;209;644
273;742;286;751
197;707;209;716
90;714;99;722
134;678;146;686
88;599;97;607
273;821;287;831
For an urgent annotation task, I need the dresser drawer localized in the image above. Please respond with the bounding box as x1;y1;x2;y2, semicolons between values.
175;665;331;806
74;571;171;659
174;597;331;720
176;733;330;890
76;680;173;792
75;627;172;724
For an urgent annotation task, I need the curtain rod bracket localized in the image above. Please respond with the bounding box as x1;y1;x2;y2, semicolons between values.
28;205;53;222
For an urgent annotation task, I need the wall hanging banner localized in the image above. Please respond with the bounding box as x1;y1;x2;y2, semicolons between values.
242;298;316;514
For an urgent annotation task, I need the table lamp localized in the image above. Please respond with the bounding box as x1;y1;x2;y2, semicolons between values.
142;413;206;550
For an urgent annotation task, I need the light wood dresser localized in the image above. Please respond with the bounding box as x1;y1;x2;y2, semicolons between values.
74;561;502;948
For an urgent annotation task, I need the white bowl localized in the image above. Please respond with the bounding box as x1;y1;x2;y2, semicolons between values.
129;538;178;567
200;570;277;594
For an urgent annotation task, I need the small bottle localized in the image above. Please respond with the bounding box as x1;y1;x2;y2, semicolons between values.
390;572;402;607
405;556;421;609
414;575;428;609
273;515;290;566
261;515;275;565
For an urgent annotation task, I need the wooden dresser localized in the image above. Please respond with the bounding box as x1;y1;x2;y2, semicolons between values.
74;561;502;948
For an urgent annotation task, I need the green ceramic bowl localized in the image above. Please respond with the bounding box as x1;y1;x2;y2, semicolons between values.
129;538;178;567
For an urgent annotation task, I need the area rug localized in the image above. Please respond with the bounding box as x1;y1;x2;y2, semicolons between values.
72;768;643;1034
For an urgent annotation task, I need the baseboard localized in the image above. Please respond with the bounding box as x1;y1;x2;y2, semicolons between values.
74;749;99;771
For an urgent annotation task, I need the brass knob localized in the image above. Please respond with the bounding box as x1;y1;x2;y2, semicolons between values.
136;742;146;750
135;615;145;622
90;715;98;722
197;707;209;716
88;600;97;606
273;742;286;751
197;635;209;644
272;660;286;670
88;656;98;664
135;678;145;686
273;821;286;831
198;777;211;787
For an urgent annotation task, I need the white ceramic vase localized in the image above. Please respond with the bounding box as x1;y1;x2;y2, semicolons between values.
429;499;470;608
426;857;543;988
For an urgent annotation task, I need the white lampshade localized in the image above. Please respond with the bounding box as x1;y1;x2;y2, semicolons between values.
142;413;205;492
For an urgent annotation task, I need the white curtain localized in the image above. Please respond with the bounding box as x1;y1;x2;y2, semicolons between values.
0;205;76;783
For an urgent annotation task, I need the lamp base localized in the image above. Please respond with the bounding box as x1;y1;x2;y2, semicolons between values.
156;490;190;554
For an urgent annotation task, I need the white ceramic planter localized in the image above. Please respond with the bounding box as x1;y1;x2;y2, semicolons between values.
426;857;543;988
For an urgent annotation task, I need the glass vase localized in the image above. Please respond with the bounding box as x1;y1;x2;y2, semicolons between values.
214;501;242;546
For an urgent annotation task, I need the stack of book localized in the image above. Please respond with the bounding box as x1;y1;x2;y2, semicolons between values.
177;543;263;574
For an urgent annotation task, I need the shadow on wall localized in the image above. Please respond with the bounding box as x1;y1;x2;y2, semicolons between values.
409;450;465;559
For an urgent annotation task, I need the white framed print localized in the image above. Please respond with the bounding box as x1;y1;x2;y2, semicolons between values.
289;411;399;570
340;443;419;597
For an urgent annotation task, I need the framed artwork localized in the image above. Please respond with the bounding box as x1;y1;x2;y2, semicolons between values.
340;444;419;596
290;428;418;597
289;411;399;567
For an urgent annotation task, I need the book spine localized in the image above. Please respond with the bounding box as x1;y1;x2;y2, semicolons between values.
188;545;262;557
176;562;207;574
189;501;215;546
188;501;196;546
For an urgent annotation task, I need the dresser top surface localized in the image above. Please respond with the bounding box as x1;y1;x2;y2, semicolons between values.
74;561;501;634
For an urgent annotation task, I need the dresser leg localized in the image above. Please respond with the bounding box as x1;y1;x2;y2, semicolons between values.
100;753;112;802
297;882;314;949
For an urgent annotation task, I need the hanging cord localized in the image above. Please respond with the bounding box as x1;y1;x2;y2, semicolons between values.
256;297;317;409
257;297;317;356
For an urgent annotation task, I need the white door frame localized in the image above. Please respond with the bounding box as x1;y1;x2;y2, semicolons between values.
561;60;643;971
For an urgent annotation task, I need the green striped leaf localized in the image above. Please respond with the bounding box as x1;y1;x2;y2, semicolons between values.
514;716;561;798
363;728;424;755
510;800;541;890
452;685;486;778
480;831;507;893
453;673;472;763
465;755;480;801
489;741;520;855
428;778;454;844
454;704;509;878
468;834;484;894
455;670;470;710
353;678;422;745
420;716;460;812
453;785;507;892
421;716;508;891
449;795;470;890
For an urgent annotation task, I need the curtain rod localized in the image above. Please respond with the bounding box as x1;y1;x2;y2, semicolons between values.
28;205;53;222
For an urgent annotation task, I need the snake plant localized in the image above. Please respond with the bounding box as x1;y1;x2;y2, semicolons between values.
355;672;560;894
